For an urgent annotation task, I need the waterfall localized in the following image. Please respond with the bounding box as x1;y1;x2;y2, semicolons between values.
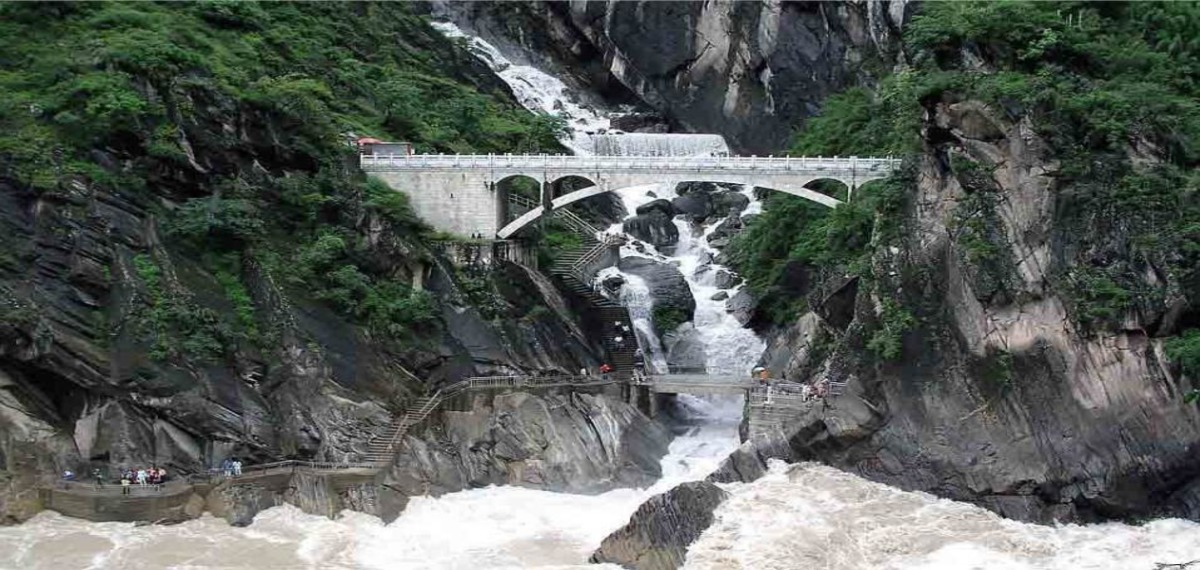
430;22;613;155
588;134;730;157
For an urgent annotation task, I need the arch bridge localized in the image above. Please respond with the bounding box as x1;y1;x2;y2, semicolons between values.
362;154;902;239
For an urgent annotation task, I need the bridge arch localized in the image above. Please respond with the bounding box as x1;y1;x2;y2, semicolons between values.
550;175;598;200
497;177;847;239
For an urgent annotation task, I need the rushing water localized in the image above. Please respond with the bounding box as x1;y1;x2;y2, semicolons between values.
589;134;730;157
686;461;1200;570
0;395;743;570
602;184;767;376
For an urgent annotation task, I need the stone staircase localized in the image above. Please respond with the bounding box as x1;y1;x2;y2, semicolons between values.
362;393;450;464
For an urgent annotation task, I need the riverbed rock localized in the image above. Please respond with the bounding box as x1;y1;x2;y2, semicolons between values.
624;210;679;249
590;481;729;570
725;288;757;326
618;257;696;328
635;199;676;218
713;269;737;290
710;291;729;302
662;324;706;373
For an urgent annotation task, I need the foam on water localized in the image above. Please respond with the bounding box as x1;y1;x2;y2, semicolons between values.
430;22;612;155
684;460;1200;570
604;185;767;375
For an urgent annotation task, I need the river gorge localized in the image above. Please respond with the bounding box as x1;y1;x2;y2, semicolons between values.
3;2;1200;569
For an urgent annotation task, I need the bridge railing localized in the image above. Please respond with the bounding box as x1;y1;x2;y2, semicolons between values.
360;153;902;173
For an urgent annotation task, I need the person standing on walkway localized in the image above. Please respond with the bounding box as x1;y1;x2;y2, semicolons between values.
233;459;243;476
136;467;147;487
92;468;104;489
599;363;613;381
121;473;132;495
222;458;233;477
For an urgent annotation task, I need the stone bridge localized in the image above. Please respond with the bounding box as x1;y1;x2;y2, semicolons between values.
362;154;902;238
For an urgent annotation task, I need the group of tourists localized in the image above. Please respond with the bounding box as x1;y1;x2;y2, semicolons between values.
63;466;171;492
219;458;244;477
119;466;168;494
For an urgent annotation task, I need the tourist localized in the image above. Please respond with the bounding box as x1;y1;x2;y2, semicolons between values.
158;466;168;484
92;468;104;489
149;466;161;488
801;383;814;402
136;467;148;486
121;473;132;495
233;459;243;476
599;363;613;381
222;458;233;477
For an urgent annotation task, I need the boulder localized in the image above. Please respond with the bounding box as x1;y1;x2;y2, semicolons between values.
713;269;738;289
635;199;676;217
671;193;712;221
663;324;706;372
590;481;730;569
712;190;750;217
624;210;679;248
602;274;626;292
618;257;696;326
725;288;757;326
710;291;729;302
705;213;745;250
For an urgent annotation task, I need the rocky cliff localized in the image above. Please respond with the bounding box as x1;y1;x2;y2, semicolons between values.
0;2;648;524
738;99;1200;523
439;0;912;152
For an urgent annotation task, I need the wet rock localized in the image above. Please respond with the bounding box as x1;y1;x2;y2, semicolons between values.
618;257;696;325
389;391;670;495
671;187;713;221
624;210;679;248
602;274;626;292
590;481;729;570
713;191;750;217
705;213;745;250
713;269;738;289
710;291;729;301
635;199;676;217
663;324;706;372
610;112;670;133
725;288;757;326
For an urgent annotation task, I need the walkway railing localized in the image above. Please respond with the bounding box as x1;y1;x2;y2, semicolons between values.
361;153;902;173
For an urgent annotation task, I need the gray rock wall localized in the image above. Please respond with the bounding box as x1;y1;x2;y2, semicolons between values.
447;0;911;153
386;389;671;496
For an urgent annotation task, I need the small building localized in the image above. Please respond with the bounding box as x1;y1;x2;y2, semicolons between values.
358;138;413;156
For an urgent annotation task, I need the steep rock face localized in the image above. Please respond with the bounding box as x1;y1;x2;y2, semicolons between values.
736;101;1200;524
590;480;729;570
447;0;911;152
385;390;671;495
0;175;608;522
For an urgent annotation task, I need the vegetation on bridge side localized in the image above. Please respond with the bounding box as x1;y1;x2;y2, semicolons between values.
0;2;565;361
727;1;1200;370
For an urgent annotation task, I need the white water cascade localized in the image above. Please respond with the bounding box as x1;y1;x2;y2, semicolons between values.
589;134;730;157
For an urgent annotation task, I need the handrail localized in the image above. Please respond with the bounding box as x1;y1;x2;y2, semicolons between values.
554;209;602;237
360;154;903;173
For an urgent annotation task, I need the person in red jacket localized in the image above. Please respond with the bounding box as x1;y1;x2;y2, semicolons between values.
599;363;613;380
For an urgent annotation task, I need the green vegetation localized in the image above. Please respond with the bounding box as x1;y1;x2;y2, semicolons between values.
866;298;916;362
132;254;225;362
651;305;690;336
731;1;1200;379
1166;330;1200;403
726;171;911;324
0;3;568;360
